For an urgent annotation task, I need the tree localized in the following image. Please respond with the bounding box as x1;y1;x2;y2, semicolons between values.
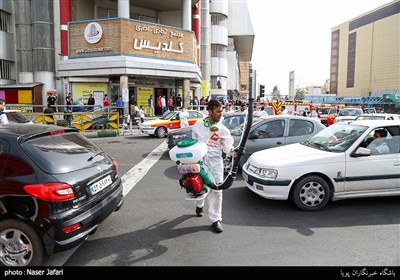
271;86;281;101
295;88;307;101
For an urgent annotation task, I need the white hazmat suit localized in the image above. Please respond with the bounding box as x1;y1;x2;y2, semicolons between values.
192;119;234;223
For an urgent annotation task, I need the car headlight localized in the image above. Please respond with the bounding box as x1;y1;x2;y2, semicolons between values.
172;134;187;139
246;164;278;179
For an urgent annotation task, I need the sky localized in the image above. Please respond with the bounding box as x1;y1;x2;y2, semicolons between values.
246;0;394;95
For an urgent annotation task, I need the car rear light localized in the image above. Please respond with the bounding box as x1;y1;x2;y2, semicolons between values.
62;222;81;233
112;157;119;173
24;183;75;202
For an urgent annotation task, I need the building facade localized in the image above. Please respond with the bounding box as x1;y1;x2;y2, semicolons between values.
0;0;254;113
330;0;399;103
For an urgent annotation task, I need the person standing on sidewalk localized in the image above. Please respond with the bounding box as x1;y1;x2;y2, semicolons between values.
191;98;234;233
148;95;155;117
139;106;145;123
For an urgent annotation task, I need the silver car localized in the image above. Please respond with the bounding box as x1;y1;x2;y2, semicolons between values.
229;115;327;168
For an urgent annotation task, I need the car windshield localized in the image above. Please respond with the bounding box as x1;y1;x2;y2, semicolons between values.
319;108;333;114
160;111;176;120
338;108;363;117
302;123;368;152
230;117;263;136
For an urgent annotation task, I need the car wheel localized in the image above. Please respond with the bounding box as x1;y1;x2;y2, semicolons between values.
155;127;167;138
291;176;330;211
0;219;45;266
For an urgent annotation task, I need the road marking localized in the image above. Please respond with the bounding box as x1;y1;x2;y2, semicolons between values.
122;141;168;196
46;141;168;266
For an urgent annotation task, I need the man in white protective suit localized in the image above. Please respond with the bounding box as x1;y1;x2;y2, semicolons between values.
191;98;234;233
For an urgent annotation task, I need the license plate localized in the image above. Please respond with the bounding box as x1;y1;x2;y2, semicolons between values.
89;175;112;195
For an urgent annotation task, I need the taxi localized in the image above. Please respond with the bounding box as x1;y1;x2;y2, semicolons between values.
139;110;205;138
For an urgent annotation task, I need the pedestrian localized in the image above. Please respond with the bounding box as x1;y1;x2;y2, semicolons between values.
280;105;288;115
129;94;135;116
157;95;162;115
148;95;155;116
47;90;57;112
132;102;140;123
191;98;235;233
179;107;189;128
168;96;174;111
103;94;110;108
65;94;73;127
116;96;124;118
139;106;145;123
175;94;182;108
43;104;55;124
161;95;167;114
86;94;95;111
0;99;9;125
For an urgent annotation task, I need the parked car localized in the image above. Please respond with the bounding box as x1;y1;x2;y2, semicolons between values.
4;109;32;124
0;124;124;266
354;113;400;121
166;112;256;149
229;115;326;168
242;120;400;211
139;110;205;138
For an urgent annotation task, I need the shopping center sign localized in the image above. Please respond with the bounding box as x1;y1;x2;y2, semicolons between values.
69;18;197;63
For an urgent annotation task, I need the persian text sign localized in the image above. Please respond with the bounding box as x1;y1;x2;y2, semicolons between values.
69;19;196;63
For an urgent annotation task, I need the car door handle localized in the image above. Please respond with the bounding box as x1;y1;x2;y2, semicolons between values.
394;162;400;166
276;141;283;145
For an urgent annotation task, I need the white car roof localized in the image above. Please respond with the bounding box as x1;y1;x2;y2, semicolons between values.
357;113;400;117
347;119;400;127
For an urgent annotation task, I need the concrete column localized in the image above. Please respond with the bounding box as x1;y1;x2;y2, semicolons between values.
60;0;71;57
201;0;211;94
183;79;191;108
14;0;33;83
118;0;130;18
181;0;191;29
120;75;129;116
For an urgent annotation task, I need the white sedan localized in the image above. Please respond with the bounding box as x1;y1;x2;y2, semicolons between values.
242;120;400;211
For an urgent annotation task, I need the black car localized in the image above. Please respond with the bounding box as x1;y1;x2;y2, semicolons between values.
166;112;256;149
0;124;124;266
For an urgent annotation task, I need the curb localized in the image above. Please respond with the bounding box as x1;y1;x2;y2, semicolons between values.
82;131;118;138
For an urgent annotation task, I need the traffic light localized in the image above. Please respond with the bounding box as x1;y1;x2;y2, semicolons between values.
259;84;265;97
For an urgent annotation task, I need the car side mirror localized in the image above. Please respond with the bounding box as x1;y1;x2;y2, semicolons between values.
248;133;259;140
352;147;371;157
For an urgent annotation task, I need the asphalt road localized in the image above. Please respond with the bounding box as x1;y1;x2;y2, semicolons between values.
45;130;400;271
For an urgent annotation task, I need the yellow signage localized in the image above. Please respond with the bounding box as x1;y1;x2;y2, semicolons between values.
72;83;108;104
137;87;154;109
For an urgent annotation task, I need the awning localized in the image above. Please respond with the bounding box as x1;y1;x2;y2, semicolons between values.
0;83;43;89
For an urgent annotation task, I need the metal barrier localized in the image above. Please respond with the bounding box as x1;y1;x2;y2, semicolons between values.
22;111;121;133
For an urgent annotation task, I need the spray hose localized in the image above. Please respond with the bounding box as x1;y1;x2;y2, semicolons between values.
208;69;254;190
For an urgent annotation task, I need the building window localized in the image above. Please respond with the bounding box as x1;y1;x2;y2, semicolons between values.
211;44;227;58
211;14;227;27
346;32;356;88
0;60;15;80
349;1;400;31
0;10;12;33
329;29;340;95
